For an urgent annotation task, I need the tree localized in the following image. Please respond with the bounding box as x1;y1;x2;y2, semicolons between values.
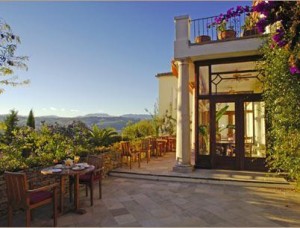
145;102;163;137
3;109;19;144
251;1;300;184
121;120;155;140
89;125;119;147
0;19;29;94
26;109;35;129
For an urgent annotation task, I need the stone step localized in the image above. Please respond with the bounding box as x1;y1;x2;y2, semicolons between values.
109;170;295;189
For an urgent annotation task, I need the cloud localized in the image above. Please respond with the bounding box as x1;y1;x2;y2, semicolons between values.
61;108;65;112
70;109;79;113
50;107;57;111
42;108;47;111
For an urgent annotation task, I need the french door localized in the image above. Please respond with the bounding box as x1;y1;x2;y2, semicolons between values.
210;98;266;170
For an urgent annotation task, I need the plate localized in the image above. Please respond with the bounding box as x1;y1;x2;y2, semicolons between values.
72;166;85;171
51;168;62;173
77;163;89;168
54;164;63;168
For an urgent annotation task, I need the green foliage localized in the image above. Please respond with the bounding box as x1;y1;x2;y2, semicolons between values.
122;120;155;140
258;38;300;185
0;19;29;94
145;103;163;137
89;125;120;147
0;119;123;173
160;109;176;136
26;109;35;129
3;109;19;144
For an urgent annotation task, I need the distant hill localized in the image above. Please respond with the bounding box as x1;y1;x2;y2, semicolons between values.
84;113;111;118
0;113;151;132
121;114;151;119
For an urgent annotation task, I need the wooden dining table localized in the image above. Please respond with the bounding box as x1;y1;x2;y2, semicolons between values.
41;164;95;215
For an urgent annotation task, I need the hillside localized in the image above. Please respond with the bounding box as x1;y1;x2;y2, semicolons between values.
0;113;151;132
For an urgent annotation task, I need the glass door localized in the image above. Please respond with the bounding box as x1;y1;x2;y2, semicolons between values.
212;102;238;169
244;101;267;171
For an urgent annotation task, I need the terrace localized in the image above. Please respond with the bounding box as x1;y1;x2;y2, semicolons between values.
190;11;260;45
1;151;300;227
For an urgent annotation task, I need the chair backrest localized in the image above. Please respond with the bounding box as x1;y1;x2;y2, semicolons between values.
120;141;131;156
87;155;102;170
140;139;150;151
4;171;29;210
149;137;157;152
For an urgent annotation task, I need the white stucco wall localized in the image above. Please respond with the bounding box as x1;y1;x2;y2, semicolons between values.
156;72;193;124
157;73;178;119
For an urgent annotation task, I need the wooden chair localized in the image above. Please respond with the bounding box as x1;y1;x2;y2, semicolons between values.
69;155;103;206
120;141;141;169
139;139;151;163
80;155;103;206
4;171;58;227
156;139;168;156
148;137;157;157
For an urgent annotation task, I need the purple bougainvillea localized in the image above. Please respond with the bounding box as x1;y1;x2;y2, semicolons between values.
290;66;300;75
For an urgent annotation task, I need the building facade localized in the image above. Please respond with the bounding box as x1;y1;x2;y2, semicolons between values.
158;14;267;172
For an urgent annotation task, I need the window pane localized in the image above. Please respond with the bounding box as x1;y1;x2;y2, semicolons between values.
199;100;210;155
244;102;266;158
211;61;263;94
199;66;209;95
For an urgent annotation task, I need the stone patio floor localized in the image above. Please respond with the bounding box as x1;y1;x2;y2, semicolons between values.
1;152;300;227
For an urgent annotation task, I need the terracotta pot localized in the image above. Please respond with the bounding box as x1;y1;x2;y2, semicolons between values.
218;29;236;40
243;28;259;36
195;35;211;43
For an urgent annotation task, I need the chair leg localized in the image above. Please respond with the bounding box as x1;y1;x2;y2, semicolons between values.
26;209;31;227
69;177;73;203
7;205;12;227
99;180;102;199
138;154;141;168
53;188;58;227
90;182;94;206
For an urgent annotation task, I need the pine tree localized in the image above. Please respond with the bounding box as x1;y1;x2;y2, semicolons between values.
4;109;19;144
27;109;35;129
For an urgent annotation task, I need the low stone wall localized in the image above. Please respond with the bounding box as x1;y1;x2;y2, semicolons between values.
0;150;121;219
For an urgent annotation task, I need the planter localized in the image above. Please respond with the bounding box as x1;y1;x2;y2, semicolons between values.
218;29;236;40
243;28;259;37
195;35;211;44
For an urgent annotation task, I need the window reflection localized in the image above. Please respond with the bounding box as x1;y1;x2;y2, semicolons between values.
244;102;266;158
199;100;209;155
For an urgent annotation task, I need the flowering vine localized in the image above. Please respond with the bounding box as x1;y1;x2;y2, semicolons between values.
208;5;251;31
252;1;300;76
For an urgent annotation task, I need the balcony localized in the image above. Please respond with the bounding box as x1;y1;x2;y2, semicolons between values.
190;12;260;45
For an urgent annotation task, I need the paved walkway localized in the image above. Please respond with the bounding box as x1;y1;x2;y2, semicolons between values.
1;176;300;227
111;152;291;187
1;152;299;227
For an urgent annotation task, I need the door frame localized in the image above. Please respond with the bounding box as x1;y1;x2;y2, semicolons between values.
210;97;244;170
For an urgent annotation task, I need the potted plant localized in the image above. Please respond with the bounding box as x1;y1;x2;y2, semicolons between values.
242;15;259;37
195;35;211;44
217;23;236;40
208;6;252;40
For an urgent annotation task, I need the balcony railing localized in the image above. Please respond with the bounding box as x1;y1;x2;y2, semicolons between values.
190;12;259;44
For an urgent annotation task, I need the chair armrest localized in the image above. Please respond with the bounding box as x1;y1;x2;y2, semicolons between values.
93;167;104;176
27;183;59;193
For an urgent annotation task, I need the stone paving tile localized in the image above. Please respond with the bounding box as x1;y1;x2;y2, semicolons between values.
110;208;130;217
2;176;300;227
114;213;137;225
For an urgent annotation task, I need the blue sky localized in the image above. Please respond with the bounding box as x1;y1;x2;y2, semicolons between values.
0;1;250;117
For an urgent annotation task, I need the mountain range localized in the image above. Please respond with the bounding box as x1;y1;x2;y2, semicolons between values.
0;113;151;132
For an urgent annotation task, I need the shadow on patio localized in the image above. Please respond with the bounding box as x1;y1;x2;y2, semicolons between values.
110;151;293;188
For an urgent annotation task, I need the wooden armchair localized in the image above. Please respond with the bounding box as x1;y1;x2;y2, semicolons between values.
120;141;141;169
79;155;103;206
4;171;58;227
139;139;151;163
